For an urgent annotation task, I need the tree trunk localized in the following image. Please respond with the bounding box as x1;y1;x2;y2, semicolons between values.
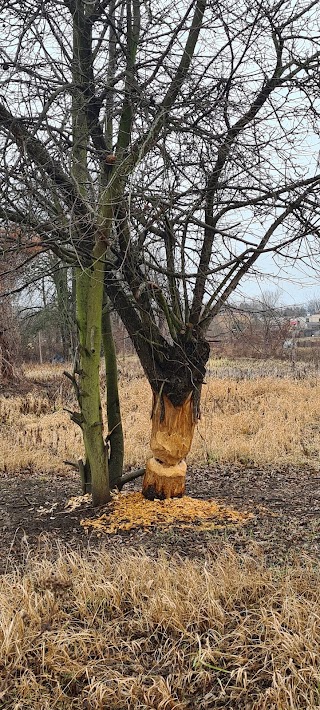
103;289;210;501
53;264;73;360
76;250;110;506
142;392;195;500
0;333;15;381
102;302;124;489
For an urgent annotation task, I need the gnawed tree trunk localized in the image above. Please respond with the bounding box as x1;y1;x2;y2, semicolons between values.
107;281;210;499
142;392;195;499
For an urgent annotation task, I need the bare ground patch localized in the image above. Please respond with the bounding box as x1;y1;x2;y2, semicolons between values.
0;463;320;573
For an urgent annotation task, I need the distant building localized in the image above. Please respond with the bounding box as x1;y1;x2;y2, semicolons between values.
306;313;320;325
289;314;320;338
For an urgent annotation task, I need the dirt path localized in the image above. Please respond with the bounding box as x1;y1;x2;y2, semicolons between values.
0;464;319;573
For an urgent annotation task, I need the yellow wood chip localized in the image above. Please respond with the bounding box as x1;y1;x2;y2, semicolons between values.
81;492;253;534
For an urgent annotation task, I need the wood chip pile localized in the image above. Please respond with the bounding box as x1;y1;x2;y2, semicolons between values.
80;491;253;534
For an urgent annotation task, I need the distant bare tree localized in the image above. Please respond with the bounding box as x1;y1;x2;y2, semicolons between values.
308;297;320;315
217;293;292;359
0;298;17;381
0;248;21;381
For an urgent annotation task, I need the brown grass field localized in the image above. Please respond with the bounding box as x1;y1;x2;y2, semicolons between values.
1;357;320;475
1;358;320;708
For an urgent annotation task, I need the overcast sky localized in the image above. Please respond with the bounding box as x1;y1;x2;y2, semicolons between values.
238;255;320;306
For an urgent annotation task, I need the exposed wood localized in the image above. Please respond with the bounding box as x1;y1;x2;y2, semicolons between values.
142;457;186;500
142;392;195;500
150;392;195;466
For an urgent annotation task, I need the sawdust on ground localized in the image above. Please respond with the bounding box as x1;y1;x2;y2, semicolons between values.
80;491;253;535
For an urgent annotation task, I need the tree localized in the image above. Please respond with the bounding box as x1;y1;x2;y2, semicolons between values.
0;263;19;380
49;259;76;361
1;0;320;501
222;292;292;359
0;229;33;380
15;254;76;362
308;297;320;315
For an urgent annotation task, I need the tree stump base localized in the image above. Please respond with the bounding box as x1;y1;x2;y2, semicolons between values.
142;457;186;500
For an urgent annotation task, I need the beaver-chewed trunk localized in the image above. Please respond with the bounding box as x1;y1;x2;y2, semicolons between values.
142;392;195;500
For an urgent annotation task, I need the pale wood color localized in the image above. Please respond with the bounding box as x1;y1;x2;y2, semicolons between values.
142;392;195;499
150;392;195;466
142;457;186;500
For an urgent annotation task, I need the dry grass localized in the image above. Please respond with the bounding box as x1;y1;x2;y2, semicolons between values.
197;377;320;467
2;362;320;709
206;356;317;380
1;360;320;474
1;545;320;709
0;388;84;474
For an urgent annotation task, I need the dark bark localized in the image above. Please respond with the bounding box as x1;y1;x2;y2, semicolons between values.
78;458;92;494
102;302;124;489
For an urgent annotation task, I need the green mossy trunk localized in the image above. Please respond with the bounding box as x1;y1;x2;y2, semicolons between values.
76;248;110;506
102;304;124;489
